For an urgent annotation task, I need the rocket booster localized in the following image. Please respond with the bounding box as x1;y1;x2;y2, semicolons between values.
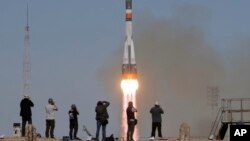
122;0;137;79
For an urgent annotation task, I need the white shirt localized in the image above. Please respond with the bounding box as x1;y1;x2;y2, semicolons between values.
45;104;57;120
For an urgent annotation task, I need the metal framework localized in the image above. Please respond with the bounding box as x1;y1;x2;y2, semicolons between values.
208;98;250;140
22;4;31;97
221;98;250;123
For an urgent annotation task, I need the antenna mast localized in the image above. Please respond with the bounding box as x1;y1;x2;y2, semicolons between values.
22;3;31;96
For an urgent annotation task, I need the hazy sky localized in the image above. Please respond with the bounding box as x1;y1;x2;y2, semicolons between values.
1;0;250;138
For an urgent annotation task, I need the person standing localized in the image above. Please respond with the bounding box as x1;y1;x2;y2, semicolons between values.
95;101;110;141
45;98;58;138
149;101;164;139
69;104;81;140
126;101;137;141
20;95;34;137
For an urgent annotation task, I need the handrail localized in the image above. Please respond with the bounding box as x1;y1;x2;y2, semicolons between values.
208;98;250;140
208;107;223;140
222;98;250;101
221;98;250;123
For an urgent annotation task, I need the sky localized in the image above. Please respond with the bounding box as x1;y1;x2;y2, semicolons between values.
1;0;250;139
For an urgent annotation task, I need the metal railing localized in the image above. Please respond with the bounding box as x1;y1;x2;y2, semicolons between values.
221;98;250;123
208;98;250;140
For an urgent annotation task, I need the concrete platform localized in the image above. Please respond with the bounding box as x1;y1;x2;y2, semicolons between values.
0;137;229;141
0;137;57;141
139;137;228;141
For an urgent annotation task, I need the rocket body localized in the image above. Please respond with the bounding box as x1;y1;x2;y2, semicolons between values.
122;0;137;79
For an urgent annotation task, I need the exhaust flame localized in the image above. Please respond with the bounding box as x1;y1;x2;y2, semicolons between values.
121;78;139;140
121;79;139;95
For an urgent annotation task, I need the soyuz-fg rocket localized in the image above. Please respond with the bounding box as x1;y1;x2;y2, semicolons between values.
122;0;137;79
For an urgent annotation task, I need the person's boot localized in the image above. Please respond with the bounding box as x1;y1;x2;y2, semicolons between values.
75;137;82;140
149;136;155;140
70;135;73;140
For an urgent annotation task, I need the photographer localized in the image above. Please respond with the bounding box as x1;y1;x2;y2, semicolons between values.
20;95;34;137
45;98;58;138
149;101;164;139
69;104;81;140
95;101;110;141
126;101;137;141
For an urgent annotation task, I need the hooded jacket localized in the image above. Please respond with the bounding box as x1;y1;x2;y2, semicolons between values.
95;101;110;121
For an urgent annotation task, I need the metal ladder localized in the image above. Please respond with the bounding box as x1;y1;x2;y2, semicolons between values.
208;107;223;140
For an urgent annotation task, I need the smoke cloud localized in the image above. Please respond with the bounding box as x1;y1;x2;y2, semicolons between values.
132;5;225;137
98;4;250;137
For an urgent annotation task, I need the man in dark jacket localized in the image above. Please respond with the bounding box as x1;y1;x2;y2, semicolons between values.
150;101;164;139
20;95;34;137
126;101;137;141
95;101;110;141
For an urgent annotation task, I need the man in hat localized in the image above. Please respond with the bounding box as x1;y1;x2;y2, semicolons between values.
149;101;164;139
